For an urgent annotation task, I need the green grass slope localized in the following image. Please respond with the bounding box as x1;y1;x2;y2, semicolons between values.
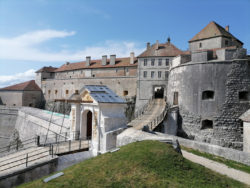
20;141;247;188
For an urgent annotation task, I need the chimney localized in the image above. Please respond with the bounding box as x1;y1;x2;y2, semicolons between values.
102;55;107;66
86;56;91;66
130;52;135;64
110;55;116;65
167;37;171;43
225;25;229;32
156;40;159;49
147;42;150;50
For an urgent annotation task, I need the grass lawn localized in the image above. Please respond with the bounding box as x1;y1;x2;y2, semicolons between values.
181;146;250;174
20;140;248;188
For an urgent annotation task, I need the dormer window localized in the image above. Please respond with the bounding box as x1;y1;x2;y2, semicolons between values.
199;43;202;48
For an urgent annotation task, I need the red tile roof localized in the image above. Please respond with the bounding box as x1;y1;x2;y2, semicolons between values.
36;66;57;73
189;21;243;44
55;57;137;72
0;80;41;91
138;42;186;57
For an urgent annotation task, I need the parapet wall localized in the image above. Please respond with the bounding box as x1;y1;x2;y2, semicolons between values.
0;106;19;146
117;128;250;165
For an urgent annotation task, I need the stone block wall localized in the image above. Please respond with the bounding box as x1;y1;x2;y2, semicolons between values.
167;59;250;150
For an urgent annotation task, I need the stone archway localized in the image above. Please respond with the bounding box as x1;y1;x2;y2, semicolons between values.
81;110;93;139
154;86;164;98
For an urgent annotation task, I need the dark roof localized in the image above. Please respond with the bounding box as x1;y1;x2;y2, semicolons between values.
189;21;243;44
0;80;41;91
36;66;57;73
138;42;186;58
55;57;137;72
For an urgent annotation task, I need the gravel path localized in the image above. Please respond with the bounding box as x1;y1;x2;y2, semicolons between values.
182;150;250;186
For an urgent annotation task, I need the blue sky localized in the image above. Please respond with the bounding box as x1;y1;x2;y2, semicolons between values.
0;0;249;87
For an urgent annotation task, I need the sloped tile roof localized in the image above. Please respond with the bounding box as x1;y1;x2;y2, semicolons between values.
55;57;137;72
0;80;41;91
138;42;186;58
189;21;243;44
36;66;57;73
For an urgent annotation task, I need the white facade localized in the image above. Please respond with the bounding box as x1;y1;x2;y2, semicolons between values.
70;85;127;156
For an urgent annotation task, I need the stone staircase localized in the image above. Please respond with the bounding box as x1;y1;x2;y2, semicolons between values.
128;99;168;130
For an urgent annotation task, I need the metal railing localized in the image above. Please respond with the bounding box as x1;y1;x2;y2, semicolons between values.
147;103;168;131
133;96;154;120
0;137;38;155
0;146;54;173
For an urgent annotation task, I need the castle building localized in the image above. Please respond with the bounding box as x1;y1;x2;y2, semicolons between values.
33;21;249;150
135;38;187;109
0;80;42;107
35;54;138;102
167;21;250;149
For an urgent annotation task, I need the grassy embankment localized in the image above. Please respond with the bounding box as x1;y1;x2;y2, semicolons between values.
181;146;250;174
20;140;248;188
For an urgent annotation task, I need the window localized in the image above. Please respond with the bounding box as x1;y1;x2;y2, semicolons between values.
126;68;129;72
123;90;128;96
151;59;155;66
66;90;69;95
239;91;249;101
48;90;51;95
201;120;213;129
55;90;58;95
158;71;162;78
144;59;147;66
199;42;202;48
173;92;178;105
165;71;168;79
225;40;229;46
165;59;169;66
151;71;155;78
158;59;162;66
92;74;95;77
143;71;147;78
13;104;16;106
202;91;214;100
75;90;79;94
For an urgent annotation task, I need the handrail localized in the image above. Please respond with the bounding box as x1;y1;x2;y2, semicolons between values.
0;147;52;173
147;103;168;131
133;96;154;120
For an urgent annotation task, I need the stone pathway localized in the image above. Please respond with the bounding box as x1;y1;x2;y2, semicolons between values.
128;99;166;130
182;150;250;186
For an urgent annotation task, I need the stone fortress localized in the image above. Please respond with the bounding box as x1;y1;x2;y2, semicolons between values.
1;21;250;152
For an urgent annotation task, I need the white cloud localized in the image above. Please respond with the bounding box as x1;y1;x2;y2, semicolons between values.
0;69;36;88
0;30;144;62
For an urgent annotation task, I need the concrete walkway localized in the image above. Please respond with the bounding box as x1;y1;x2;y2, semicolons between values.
128;99;166;130
182;150;250;186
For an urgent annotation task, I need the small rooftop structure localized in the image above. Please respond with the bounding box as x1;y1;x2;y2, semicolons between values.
35;66;57;73
69;85;126;104
138;40;187;57
189;21;243;44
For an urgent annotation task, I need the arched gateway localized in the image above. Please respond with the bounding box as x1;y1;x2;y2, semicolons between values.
69;85;127;156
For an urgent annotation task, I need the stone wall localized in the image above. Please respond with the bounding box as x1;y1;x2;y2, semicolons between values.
243;122;250;153
0;106;18;146
135;57;170;110
41;76;137;101
167;59;250;149
0;91;23;107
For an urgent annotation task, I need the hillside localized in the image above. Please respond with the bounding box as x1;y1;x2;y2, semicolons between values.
20;140;247;188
